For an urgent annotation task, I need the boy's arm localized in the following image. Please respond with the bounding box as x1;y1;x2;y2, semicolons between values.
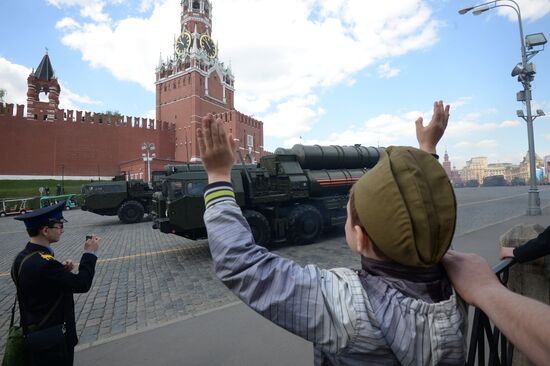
198;114;357;352
203;191;356;352
415;100;450;155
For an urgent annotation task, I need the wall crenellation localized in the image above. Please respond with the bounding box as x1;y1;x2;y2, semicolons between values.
0;103;175;131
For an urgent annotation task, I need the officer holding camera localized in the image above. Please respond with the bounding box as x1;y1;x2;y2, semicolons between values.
10;201;100;366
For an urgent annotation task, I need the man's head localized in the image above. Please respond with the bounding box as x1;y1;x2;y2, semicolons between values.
15;201;67;243
345;146;456;267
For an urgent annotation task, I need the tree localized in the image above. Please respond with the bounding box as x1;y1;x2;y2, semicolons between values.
0;89;6;114
97;110;122;124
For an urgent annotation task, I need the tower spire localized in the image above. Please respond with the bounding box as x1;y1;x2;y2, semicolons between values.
34;49;55;81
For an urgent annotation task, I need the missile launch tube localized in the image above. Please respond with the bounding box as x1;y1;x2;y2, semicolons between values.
275;144;383;170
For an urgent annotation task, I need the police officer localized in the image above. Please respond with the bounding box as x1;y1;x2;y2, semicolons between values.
11;201;99;366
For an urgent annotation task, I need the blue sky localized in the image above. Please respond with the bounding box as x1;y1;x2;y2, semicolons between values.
1;0;550;169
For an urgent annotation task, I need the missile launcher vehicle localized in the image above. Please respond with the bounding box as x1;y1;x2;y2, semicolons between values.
152;144;383;246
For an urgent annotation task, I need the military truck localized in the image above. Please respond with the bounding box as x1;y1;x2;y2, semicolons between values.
152;144;382;245
81;172;165;224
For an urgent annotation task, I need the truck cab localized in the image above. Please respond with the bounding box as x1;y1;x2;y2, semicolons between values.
152;165;246;238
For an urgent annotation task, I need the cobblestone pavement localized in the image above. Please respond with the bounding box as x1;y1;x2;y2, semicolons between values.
1;186;549;354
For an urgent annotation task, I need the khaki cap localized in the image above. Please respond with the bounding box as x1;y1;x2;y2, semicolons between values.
353;146;456;267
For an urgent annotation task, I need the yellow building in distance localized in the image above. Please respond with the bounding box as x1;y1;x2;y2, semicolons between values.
459;152;544;184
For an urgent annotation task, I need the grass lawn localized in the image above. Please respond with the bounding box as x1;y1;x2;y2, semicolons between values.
0;180;91;209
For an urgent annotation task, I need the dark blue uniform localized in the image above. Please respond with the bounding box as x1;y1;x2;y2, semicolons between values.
11;245;97;365
11;201;98;366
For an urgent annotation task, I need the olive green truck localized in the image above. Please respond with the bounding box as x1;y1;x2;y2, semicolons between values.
152;144;382;246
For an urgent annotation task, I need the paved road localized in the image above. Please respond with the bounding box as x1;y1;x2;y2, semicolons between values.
0;186;549;360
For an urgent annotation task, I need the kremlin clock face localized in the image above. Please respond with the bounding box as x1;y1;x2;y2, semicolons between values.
176;32;191;56
200;34;217;59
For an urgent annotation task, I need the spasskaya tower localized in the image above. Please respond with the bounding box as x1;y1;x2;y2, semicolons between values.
156;0;264;162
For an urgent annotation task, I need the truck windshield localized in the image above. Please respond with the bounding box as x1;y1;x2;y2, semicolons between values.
168;181;184;199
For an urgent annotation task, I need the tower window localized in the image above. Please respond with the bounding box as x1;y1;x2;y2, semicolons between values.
193;0;199;10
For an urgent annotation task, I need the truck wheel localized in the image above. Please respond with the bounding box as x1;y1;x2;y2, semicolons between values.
0;212;5;217
243;210;271;247
117;200;145;224
288;204;323;245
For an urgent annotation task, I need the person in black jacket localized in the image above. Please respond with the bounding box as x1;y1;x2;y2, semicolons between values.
499;225;550;262
11;201;100;366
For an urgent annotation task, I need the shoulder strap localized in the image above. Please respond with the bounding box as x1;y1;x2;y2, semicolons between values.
12;251;64;331
10;251;39;328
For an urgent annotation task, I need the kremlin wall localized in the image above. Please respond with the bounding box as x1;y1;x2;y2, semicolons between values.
0;103;175;179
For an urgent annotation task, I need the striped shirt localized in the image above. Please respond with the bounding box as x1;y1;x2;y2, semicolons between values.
204;182;466;365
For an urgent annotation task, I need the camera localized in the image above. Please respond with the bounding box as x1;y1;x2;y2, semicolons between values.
86;235;93;241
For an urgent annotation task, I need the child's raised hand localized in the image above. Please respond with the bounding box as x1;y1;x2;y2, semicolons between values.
415;100;450;154
197;113;237;183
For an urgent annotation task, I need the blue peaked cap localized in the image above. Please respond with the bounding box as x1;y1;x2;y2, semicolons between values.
14;201;67;229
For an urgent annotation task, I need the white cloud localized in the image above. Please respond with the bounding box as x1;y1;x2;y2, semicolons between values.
47;0;116;23
477;139;498;148
0;57;31;106
378;62;400;78
545;134;550;140
263;95;325;138
292;111;421;148
58;2;178;92
447;117;522;137
454;141;471;148
58;84;102;111
0;57;101;112
499;120;520;128
55;17;81;30
496;0;550;21
449;97;471;109
53;0;442;138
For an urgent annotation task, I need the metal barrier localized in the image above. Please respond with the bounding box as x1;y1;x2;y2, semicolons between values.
466;257;516;366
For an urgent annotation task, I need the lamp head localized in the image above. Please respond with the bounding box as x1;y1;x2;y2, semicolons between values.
458;5;475;14
536;109;546;117
517;110;525;118
472;5;491;15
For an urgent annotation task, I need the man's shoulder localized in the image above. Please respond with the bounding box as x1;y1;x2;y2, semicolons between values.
17;249;59;272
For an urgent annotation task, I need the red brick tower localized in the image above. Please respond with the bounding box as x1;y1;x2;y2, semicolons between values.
156;0;238;162
27;49;60;121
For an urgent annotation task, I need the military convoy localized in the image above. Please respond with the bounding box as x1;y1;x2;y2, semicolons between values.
151;144;382;246
81;172;165;224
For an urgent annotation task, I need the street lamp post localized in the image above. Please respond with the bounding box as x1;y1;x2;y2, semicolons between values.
459;0;547;216
141;142;156;183
60;164;64;194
